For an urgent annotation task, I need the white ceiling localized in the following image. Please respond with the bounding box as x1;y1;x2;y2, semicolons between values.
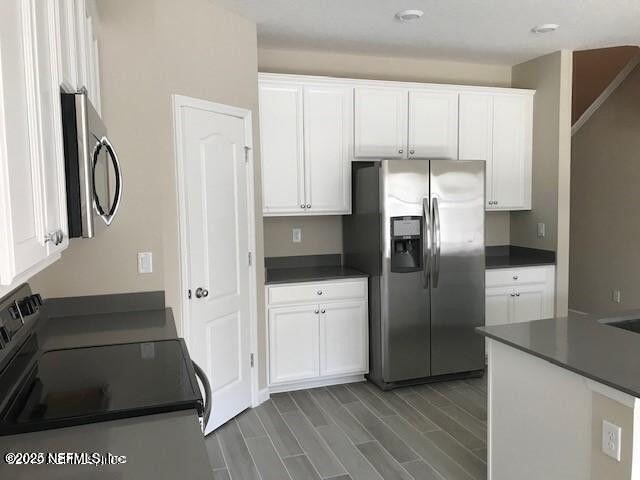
218;0;640;65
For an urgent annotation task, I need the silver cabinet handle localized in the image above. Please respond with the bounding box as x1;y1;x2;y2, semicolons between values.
422;197;430;289
306;203;311;209
432;197;441;288
45;230;64;246
195;287;209;298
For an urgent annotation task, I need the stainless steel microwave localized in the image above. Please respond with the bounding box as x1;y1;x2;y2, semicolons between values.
61;91;122;238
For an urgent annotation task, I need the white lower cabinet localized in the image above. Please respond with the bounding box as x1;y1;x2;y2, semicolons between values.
266;278;369;391
485;265;555;327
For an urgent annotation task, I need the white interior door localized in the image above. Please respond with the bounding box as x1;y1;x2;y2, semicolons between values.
179;101;252;433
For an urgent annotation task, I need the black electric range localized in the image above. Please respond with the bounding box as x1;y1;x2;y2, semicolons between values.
0;284;206;436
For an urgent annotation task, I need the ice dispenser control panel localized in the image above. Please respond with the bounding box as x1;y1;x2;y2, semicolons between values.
390;216;423;273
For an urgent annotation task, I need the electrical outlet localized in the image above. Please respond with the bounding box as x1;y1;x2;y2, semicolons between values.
537;222;546;239
602;420;622;461
138;252;153;274
292;228;302;243
612;289;621;304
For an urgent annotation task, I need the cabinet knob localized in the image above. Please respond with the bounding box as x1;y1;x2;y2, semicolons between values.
320;309;326;314
314;309;319;314
410;150;415;155
300;204;306;209
45;230;64;246
398;149;403;154
316;290;323;295
515;292;520;297
513;275;519;280
306;203;311;209
510;292;516;297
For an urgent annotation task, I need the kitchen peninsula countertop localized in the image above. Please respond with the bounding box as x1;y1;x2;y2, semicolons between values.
0;291;213;480
477;310;640;398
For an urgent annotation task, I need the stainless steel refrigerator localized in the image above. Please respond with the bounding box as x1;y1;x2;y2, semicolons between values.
343;159;485;389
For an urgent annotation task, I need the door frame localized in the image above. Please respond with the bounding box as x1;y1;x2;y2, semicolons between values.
171;94;261;408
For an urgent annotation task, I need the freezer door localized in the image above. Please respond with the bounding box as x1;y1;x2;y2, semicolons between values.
429;160;485;376
380;160;431;382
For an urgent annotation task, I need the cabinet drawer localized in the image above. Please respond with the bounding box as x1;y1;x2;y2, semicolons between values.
268;279;367;305
486;266;550;287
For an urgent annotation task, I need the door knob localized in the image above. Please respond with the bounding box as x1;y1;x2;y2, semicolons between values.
195;287;209;298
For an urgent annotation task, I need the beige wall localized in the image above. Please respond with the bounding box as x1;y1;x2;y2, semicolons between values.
591;392;634;480
511;51;573;316
570;65;640;313
31;0;268;386
259;47;514;257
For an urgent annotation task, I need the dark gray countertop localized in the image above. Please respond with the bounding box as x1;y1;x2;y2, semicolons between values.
477;311;640;398
485;245;556;269
265;254;368;285
0;291;213;480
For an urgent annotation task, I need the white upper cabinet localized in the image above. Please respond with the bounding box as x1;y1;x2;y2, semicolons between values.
459;92;533;210
259;76;352;216
0;0;102;290
354;87;407;159
408;90;458;159
303;85;352;214
491;95;531;210
259;83;305;214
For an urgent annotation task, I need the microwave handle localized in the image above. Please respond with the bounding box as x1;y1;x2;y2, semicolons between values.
92;136;122;225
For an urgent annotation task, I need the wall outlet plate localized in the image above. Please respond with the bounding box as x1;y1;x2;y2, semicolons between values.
537;222;546;239
138;252;153;274
602;420;622;461
292;228;302;243
612;289;621;304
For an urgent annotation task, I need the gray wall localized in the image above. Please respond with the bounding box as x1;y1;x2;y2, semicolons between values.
569;64;640;313
259;47;514;258
511;51;573;316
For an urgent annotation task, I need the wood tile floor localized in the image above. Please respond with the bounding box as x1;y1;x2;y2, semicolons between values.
206;376;487;480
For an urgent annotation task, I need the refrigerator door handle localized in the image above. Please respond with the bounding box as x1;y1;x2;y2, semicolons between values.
432;197;441;288
422;197;430;289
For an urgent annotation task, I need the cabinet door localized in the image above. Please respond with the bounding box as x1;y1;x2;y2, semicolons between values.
0;0;49;285
268;305;320;384
35;0;69;257
492;95;531;210
408;91;458;159
259;83;305;215
304;85;352;214
485;286;512;327
354;87;407;159
459;93;493;207
320;301;367;377
512;284;549;323
57;0;78;92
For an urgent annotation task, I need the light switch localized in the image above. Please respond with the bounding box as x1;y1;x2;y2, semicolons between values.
138;252;153;274
292;228;302;243
602;420;622;461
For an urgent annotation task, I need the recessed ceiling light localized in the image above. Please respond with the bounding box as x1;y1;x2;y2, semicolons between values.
531;23;560;34
395;9;424;23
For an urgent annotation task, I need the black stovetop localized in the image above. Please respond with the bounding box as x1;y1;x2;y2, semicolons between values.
0;284;203;436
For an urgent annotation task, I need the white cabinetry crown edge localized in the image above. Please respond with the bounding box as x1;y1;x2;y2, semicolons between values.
258;72;535;96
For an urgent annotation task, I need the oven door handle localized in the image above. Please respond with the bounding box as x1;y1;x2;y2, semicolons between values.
191;360;212;433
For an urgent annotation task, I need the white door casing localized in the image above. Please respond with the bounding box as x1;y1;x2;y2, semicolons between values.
173;95;258;433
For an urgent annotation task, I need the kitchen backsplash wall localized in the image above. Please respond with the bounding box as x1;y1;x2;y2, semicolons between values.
263;212;510;258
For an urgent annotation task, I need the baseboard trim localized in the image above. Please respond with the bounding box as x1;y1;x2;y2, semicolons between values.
268;373;366;394
253;387;270;407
